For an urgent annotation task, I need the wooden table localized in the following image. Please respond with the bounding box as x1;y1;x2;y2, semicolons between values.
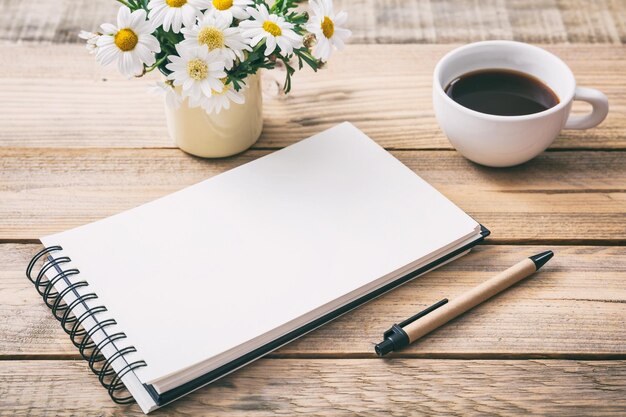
1;1;626;415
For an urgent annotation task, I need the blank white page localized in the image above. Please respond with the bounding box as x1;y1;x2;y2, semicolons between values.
41;122;478;384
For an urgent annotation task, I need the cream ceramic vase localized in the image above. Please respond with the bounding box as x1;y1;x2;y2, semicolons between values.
164;73;263;158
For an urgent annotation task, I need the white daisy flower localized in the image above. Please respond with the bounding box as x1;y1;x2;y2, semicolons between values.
95;7;161;77
180;10;251;70
148;81;183;109
188;0;253;21
239;4;303;56
78;30;100;54
202;80;245;114
306;0;351;61
165;44;227;108
147;0;200;33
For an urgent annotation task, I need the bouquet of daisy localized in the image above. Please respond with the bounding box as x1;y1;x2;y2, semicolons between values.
79;0;350;113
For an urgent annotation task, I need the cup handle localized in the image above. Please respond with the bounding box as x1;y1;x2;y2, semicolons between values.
564;87;609;130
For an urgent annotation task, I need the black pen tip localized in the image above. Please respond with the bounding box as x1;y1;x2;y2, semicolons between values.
374;339;394;356
529;250;554;271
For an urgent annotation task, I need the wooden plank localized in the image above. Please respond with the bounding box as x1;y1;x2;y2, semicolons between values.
1;0;626;44
2;43;625;150
3;244;625;358
1;359;626;415
1;148;624;242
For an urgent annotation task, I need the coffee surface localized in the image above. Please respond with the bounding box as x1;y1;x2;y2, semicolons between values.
444;69;559;116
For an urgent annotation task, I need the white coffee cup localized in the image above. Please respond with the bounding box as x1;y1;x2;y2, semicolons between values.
433;41;609;167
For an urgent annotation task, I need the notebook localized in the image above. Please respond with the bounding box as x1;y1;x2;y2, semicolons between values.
26;122;489;413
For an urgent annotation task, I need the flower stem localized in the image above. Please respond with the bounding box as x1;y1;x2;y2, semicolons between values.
115;0;133;8
145;55;168;73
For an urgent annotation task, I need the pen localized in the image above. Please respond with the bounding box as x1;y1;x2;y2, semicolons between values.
375;250;554;356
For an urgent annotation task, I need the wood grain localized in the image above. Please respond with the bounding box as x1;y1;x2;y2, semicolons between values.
3;244;625;358
2;359;626;416
2;3;626;414
1;148;624;243
1;0;625;44
2;43;625;150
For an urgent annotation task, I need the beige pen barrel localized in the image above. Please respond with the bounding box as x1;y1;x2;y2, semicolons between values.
403;258;537;343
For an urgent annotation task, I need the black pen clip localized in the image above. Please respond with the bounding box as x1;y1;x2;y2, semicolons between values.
397;298;449;328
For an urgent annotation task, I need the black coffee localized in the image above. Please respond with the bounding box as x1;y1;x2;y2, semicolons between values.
444;69;559;116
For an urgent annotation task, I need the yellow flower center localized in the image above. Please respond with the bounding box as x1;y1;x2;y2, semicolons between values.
114;28;138;52
187;58;209;80
262;21;282;37
198;27;225;50
212;0;233;10
165;0;187;7
321;16;334;38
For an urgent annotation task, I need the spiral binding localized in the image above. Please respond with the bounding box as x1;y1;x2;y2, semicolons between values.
26;246;147;405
